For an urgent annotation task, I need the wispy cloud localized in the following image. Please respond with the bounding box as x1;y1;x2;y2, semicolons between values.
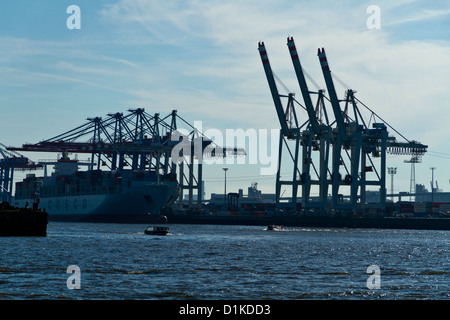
384;4;450;26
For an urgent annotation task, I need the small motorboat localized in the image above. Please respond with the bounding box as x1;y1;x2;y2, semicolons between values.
144;226;170;236
267;224;284;231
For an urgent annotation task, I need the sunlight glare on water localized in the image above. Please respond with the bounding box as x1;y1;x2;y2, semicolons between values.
0;223;448;300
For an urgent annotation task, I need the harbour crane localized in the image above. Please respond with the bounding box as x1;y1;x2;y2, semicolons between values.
258;38;332;212
287;37;331;210
259;37;428;215
9;109;245;208
317;47;364;210
0;143;42;203
258;40;303;209
317;48;427;211
258;41;295;139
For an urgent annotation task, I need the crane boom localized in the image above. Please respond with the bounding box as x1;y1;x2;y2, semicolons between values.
317;48;348;142
258;41;292;138
287;37;320;134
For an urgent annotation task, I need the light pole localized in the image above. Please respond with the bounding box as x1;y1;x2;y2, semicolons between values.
223;168;228;204
430;167;436;203
387;167;397;201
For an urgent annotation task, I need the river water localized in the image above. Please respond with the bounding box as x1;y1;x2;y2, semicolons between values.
0;222;448;300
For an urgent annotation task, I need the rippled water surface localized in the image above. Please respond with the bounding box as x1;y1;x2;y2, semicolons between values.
0;223;448;299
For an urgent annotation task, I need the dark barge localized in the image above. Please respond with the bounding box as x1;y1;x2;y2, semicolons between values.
0;202;48;236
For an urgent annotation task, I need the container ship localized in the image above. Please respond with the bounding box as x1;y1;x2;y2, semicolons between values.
13;153;179;223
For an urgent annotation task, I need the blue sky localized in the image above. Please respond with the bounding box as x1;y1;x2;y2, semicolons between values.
1;0;449;197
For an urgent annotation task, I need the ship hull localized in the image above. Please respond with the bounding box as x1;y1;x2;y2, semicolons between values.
14;182;178;223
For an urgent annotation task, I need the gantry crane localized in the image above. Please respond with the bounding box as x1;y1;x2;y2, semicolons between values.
317;47;427;211
317;47;365;210
259;39;332;211
0;143;42;203
9;109;245;208
259;37;427;215
258;40;301;209
287;38;331;210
